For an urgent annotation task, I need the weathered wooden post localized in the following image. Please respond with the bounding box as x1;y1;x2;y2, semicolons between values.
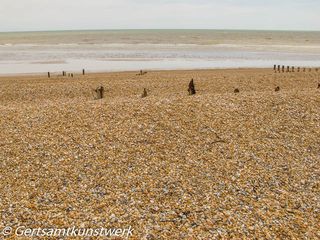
71;73;74;78
292;66;294;72
282;66;285;73
274;65;276;71
303;68;306;72
94;86;104;99
48;72;50;78
82;69;85;75
275;86;280;92
287;66;290;72
141;88;148;98
188;79;196;95
277;65;281;72
298;67;300;72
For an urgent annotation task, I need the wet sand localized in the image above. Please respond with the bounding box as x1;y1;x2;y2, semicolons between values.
0;68;319;239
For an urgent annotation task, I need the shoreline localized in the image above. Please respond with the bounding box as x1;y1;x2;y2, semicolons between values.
0;67;271;77
2;66;320;78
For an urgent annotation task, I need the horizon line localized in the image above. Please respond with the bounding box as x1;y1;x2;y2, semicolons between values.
1;28;320;34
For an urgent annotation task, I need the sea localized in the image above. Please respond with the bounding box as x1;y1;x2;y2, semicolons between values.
1;29;320;74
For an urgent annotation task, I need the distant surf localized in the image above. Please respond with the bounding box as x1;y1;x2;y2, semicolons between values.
1;29;320;74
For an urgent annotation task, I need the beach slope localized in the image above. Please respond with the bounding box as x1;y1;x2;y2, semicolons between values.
0;69;319;239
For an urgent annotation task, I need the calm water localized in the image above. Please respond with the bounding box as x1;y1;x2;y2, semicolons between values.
1;30;320;74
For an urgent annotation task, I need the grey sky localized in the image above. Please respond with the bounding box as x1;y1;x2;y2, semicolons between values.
0;0;319;32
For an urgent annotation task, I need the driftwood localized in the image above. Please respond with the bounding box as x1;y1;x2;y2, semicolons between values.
94;86;104;100
234;88;240;93
188;79;196;95
141;88;148;98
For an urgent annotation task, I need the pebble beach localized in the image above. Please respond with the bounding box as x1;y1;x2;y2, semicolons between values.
0;68;319;239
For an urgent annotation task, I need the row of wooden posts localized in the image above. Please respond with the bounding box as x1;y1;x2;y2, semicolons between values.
144;80;319;99
188;81;280;95
48;69;148;78
273;65;319;73
45;68;319;99
92;71;320;100
47;69;86;78
94;78;318;100
94;78;197;99
47;66;320;78
94;79;197;100
47;66;319;79
47;69;149;78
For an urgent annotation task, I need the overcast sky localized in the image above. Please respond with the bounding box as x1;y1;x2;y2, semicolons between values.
0;0;319;32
